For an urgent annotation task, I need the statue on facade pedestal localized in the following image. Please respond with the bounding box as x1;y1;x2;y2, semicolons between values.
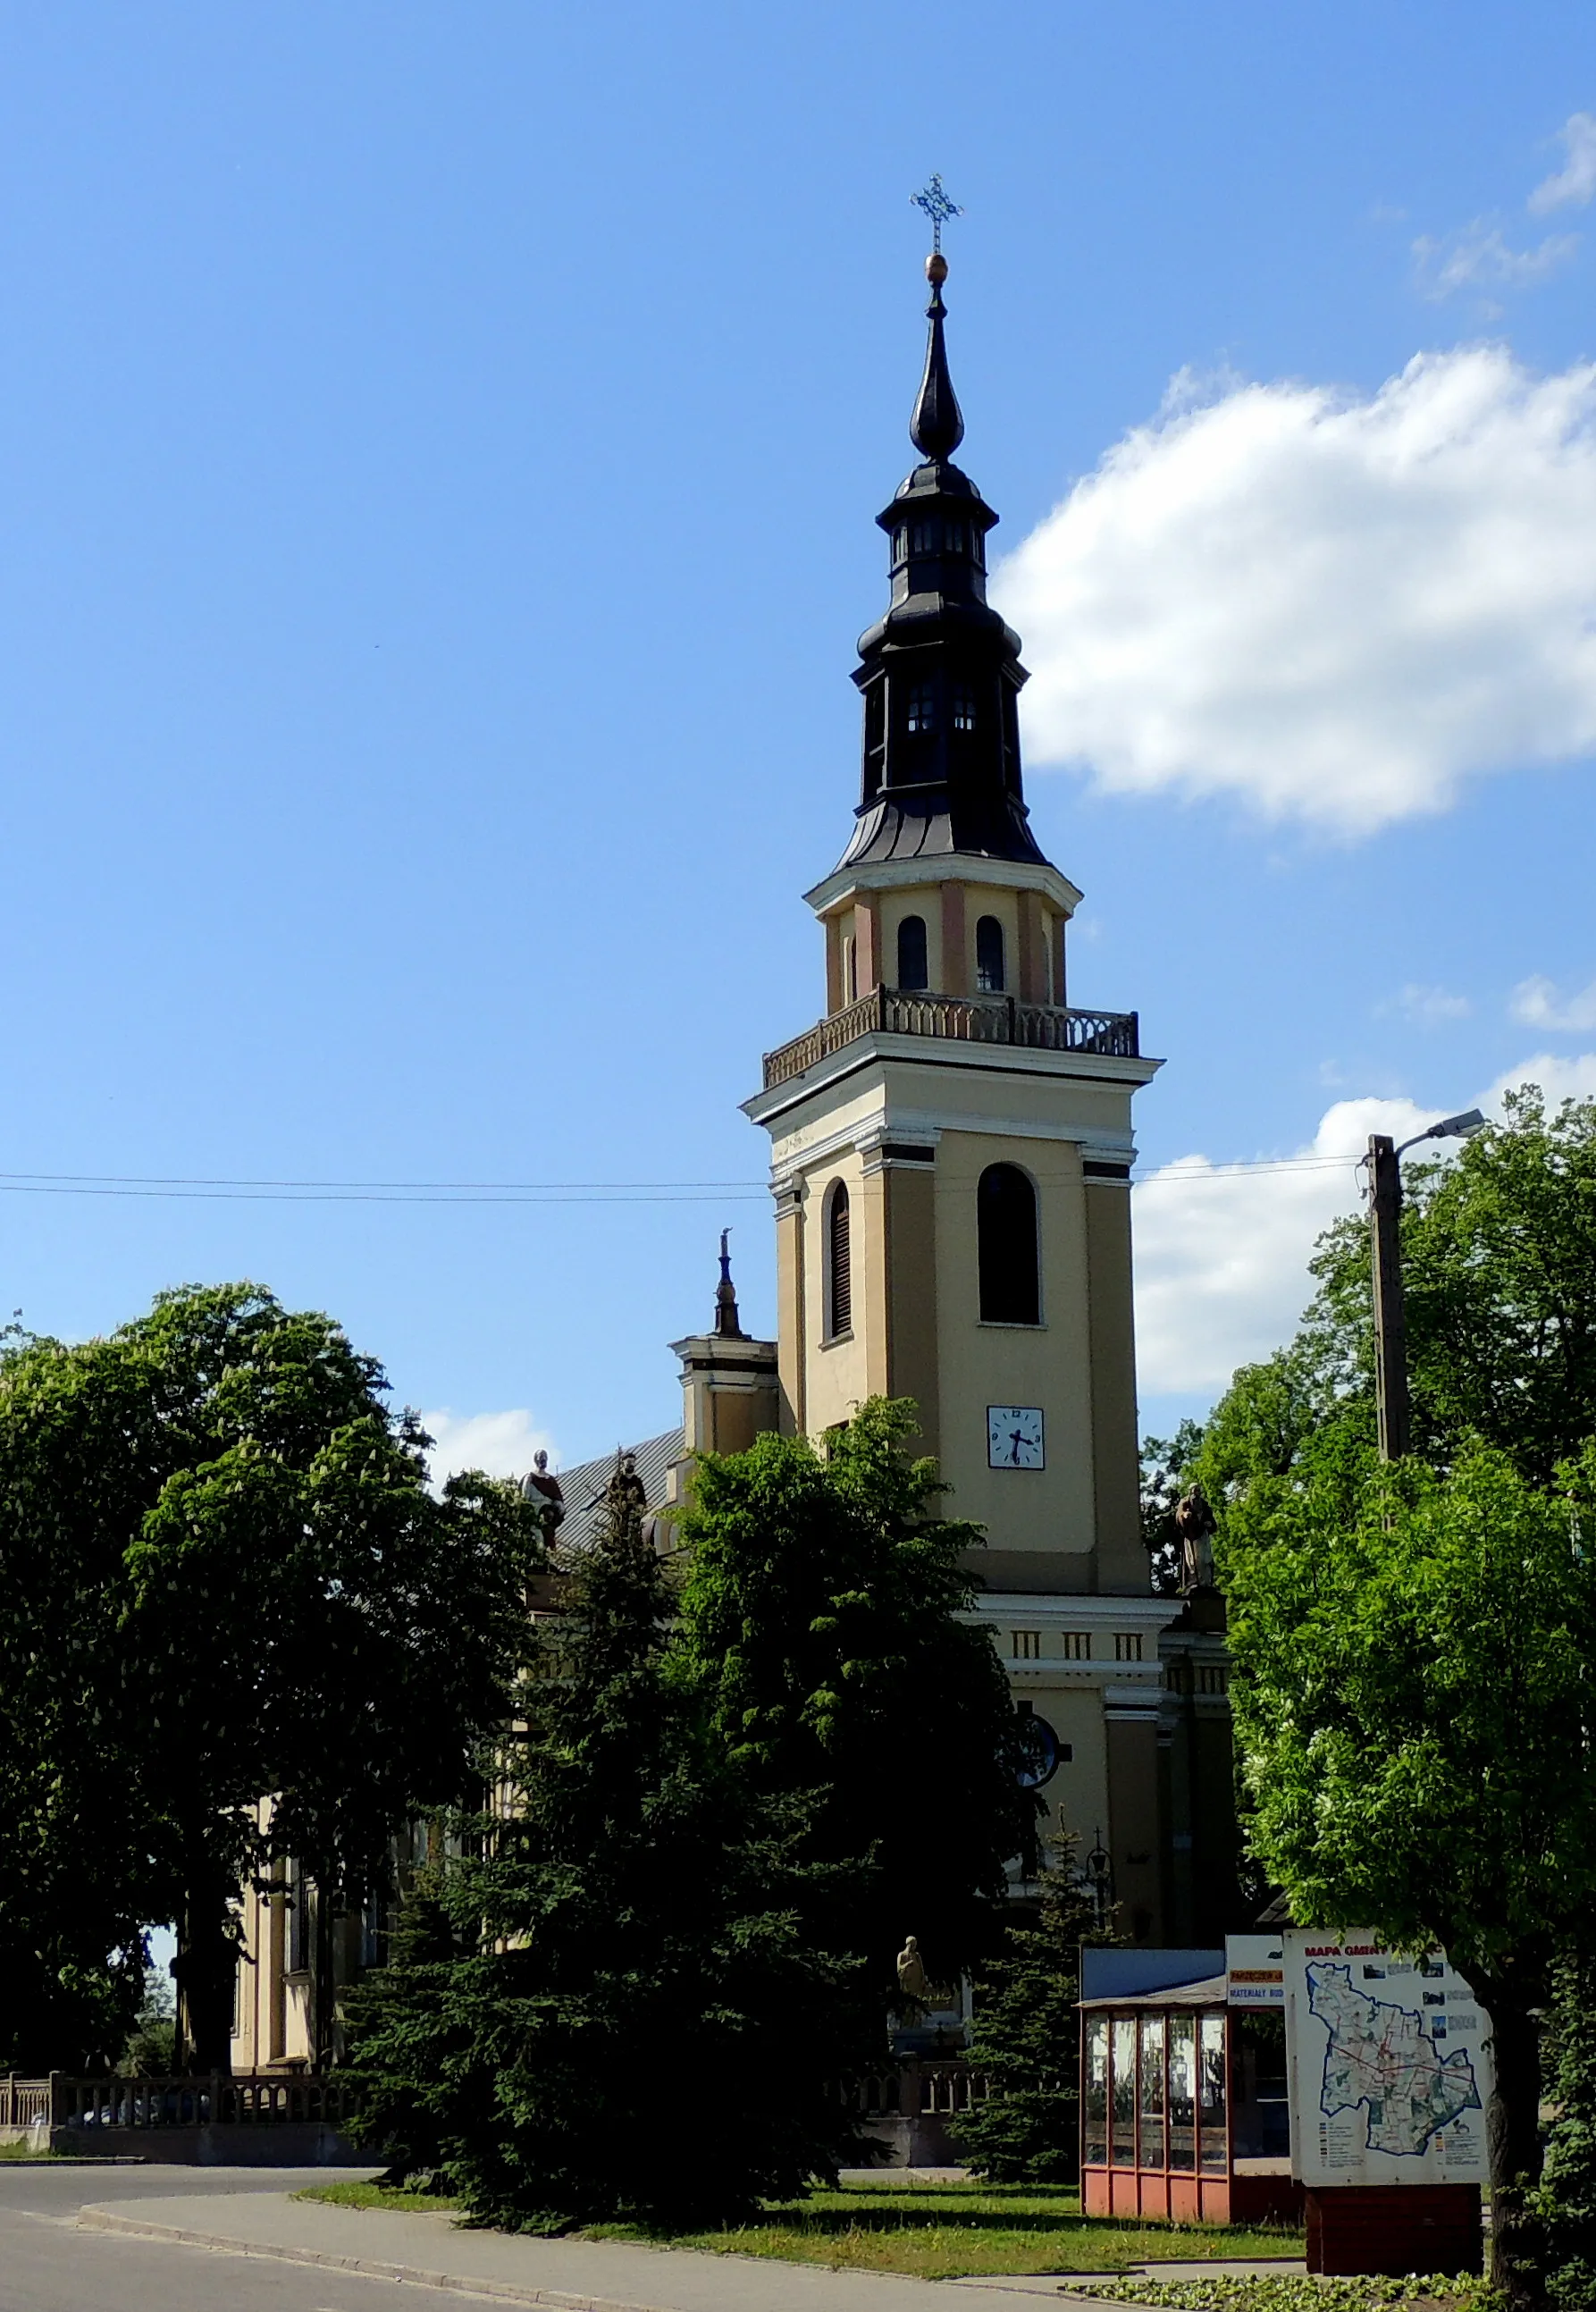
521;1450;565;1538
896;1933;930;2004
1174;1481;1217;1593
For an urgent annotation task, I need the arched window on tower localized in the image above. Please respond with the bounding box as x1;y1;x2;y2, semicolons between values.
976;914;1006;992
979;1164;1039;1325
897;914;928;990
825;1181;853;1338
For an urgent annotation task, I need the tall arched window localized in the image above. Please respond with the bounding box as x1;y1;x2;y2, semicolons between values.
979;1163;1039;1324
826;1181;853;1337
976;914;1006;992
897;914;928;990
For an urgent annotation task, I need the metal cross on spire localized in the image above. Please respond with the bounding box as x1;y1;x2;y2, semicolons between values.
911;173;963;254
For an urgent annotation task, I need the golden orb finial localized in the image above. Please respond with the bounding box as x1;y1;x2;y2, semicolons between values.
925;249;948;287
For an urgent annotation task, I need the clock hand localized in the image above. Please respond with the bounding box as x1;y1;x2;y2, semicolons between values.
1010;1429;1023;1462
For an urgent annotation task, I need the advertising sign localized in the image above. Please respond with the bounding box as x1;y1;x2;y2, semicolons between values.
1282;1930;1492;2187
1226;1933;1285;2007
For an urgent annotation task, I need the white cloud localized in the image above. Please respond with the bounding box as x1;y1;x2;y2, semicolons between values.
1480;1049;1596;1108
1412;223;1577;300
419;1407;555;1484
1509;973;1596;1030
1387;982;1471;1025
1132;1096;1430;1396
1132;1056;1596;1395
995;348;1596;834
1530;113;1596;213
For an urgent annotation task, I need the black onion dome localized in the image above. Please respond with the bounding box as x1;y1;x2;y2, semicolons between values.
836;262;1047;874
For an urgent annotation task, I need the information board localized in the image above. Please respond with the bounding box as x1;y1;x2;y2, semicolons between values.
1226;1932;1285;2007
1282;1929;1492;2186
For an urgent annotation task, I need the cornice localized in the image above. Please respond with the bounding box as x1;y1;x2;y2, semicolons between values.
743;1031;1162;1134
803;851;1084;918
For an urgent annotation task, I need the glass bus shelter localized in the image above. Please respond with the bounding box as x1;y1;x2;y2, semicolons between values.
1080;1972;1298;2225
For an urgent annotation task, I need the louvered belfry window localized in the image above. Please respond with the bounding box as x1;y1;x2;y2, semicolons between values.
827;1181;852;1337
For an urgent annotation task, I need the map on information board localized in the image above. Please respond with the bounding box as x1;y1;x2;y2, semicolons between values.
1282;1931;1492;2186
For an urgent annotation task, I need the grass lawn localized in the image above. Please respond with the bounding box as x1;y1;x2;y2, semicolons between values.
303;2177;1306;2282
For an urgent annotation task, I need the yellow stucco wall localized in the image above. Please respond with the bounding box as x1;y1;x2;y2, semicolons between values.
929;1126;1096;1558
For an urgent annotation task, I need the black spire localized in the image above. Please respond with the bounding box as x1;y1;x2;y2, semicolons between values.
713;1228;745;1339
837;253;1046;874
910;256;964;460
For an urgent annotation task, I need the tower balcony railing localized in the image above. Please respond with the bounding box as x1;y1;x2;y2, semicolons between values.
761;987;1140;1090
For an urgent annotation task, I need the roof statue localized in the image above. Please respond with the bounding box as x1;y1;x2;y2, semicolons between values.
520;1447;565;1534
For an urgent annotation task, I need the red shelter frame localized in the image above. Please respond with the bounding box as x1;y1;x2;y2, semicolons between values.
1080;1974;1299;2226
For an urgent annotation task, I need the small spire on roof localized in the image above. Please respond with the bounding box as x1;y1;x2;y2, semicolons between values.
714;1227;746;1339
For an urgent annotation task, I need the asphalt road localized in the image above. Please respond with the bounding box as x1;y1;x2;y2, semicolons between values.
0;2162;475;2312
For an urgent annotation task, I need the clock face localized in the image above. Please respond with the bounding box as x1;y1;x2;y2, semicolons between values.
988;1405;1045;1469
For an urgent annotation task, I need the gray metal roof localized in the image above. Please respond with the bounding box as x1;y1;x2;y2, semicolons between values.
1079;1974;1229;2012
522;1427;684;1553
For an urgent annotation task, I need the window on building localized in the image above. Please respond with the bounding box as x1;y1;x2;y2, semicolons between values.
826;1181;852;1338
945;523;965;555
896;913;928;990
1114;1632;1145;1662
1063;1631;1092;1660
287;1857;310;1974
905;682;936;735
952;684;976;731
975;913;1005;991
893;525;908;560
978;1163;1040;1324
1012;1628;1042;1660
910;521;936;554
844;935;857;1003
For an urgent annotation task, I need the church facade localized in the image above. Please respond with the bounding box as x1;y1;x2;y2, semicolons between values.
230;250;1235;2075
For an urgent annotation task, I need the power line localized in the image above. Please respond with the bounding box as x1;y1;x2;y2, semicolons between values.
0;1151;1365;1206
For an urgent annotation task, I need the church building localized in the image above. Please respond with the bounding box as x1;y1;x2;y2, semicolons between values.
229;244;1235;2076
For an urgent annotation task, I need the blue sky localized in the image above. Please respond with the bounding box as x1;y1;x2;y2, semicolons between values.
4;2;1596;1469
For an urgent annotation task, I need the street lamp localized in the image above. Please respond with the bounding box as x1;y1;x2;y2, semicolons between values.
1367;1109;1487;1460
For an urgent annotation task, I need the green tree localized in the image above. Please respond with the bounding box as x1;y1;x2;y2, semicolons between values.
1195;1091;1596;1509
119;1972;178;2077
0;1282;545;2072
1222;1444;1596;2308
957;1862;1101;2182
345;1461;869;2229
1541;1953;1596;2312
675;1397;1039;2001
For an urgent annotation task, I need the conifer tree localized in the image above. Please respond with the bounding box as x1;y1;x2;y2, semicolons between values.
957;1862;1100;2182
345;1456;869;2230
676;1397;1038;2004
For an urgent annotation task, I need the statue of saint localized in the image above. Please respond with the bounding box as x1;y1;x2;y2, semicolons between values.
895;1933;930;2003
521;1450;565;1536
608;1450;647;1525
1174;1481;1217;1593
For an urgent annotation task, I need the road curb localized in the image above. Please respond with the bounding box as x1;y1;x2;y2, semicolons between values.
76;2205;672;2312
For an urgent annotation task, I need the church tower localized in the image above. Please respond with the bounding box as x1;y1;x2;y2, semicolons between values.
743;247;1231;1943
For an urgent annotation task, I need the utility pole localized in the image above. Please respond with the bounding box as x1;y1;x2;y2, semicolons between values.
1367;1109;1487;1463
1368;1133;1409;1462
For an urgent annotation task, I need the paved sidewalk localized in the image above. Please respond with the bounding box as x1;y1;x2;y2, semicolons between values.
77;2191;1050;2311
